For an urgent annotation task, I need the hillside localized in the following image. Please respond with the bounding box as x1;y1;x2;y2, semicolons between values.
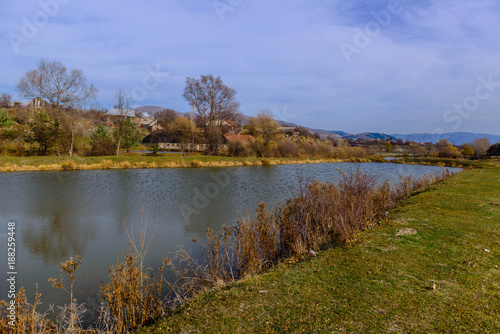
134;105;167;114
391;132;500;145
341;132;396;141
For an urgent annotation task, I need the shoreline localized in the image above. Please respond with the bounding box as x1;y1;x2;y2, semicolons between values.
0;155;484;173
0;156;378;172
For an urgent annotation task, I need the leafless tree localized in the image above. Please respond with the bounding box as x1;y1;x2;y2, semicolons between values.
471;138;490;157
155;108;179;127
0;93;12;108
112;89;135;155
112;89;134;115
17;59;98;156
17;59;97;109
183;74;240;154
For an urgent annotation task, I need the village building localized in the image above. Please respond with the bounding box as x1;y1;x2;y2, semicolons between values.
28;97;49;109
142;130;209;151
279;126;300;136
106;108;161;131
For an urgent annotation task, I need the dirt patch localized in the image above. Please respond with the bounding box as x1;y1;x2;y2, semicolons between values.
395;228;417;236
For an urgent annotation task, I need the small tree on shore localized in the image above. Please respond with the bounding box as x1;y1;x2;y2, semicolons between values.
90;124;115;156
246;111;281;157
111;89;135;155
27;110;56;155
460;144;474;158
471;138;490;157
113;117;141;153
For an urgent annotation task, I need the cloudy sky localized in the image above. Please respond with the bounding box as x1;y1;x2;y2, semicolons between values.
1;0;499;134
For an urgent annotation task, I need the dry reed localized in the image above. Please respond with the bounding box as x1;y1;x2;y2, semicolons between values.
183;168;454;289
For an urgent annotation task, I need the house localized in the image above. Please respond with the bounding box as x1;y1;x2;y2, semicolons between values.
28;97;49;109
204;119;240;134
142;130;209;151
106;108;160;131
279;126;300;136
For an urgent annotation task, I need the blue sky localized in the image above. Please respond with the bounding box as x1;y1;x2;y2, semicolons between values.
1;0;499;134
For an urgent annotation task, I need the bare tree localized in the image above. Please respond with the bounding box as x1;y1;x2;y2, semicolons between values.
17;59;97;109
471;138;490;157
17;59;98;156
0;93;12;108
246;111;281;157
155;108;178;127
183;74;240;154
112;89;135;155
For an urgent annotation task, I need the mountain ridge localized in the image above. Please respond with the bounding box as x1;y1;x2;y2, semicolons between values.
390;132;500;145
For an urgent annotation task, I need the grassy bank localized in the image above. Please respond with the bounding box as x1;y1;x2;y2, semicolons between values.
398;157;498;169
0;155;384;172
141;165;500;333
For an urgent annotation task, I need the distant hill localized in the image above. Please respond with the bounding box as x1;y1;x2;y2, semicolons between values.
329;131;395;141
330;131;349;137
390;132;500;145
134;105;167;115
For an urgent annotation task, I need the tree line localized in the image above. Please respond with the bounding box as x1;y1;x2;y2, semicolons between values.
1;58;499;158
0;59;347;158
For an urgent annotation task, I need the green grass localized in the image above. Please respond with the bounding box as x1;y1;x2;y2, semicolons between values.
399;157;498;169
141;164;500;333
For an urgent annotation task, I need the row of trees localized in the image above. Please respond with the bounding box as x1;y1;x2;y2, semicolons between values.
377;137;495;159
2;58;499;158
417;138;492;158
2;60;246;156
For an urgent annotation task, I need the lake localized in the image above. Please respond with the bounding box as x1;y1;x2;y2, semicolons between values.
0;162;461;319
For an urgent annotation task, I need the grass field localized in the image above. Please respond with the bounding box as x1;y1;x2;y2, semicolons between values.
140;163;500;333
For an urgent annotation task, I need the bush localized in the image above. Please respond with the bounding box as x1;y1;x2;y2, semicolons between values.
60;160;76;171
0;109;13;127
486;143;500;157
89;141;116;156
191;160;203;167
227;140;250;157
275;139;300;158
89;124;115;156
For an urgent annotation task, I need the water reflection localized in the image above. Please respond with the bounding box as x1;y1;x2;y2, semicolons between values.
22;215;94;264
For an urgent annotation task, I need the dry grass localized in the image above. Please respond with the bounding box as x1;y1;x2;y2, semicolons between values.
0;154;388;173
0;217;170;333
60;160;77;171
172;169;453;296
0;286;56;333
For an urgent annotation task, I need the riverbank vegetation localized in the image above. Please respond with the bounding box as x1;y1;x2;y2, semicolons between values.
0;165;462;333
141;165;499;333
0;154;382;172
